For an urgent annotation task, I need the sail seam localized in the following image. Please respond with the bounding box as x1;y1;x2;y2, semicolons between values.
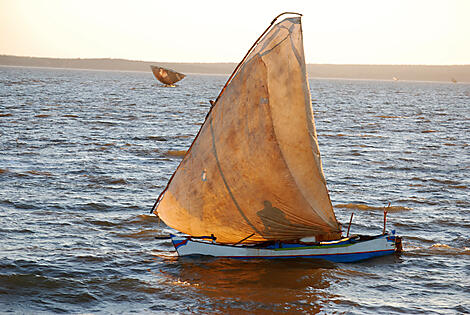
209;118;262;236
261;38;339;232
257;56;328;230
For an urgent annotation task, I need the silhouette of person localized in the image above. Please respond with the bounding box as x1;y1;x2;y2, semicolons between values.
256;200;292;235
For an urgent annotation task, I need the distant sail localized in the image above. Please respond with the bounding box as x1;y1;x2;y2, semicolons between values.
150;66;186;85
154;16;341;243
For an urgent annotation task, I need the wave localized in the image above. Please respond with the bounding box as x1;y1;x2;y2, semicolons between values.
84;218;120;227
175;135;193;139
0;274;65;290
25;170;54;177
164;150;187;157
374;115;403;119
396;197;438;205
429;178;462;185
321;133;384;139
124;214;159;226
406;244;470;257
408;177;466;190
79;202;108;211
87;175;127;185
335;203;411;212
115;229;162;240
145;136;168;141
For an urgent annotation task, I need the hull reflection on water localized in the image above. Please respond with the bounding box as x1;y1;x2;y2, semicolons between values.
158;257;337;313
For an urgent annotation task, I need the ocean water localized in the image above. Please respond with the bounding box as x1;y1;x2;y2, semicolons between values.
0;66;469;314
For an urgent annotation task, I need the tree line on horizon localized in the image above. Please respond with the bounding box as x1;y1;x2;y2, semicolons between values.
1;55;469;82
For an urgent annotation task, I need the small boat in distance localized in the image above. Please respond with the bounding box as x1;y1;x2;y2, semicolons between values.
151;12;403;262
150;65;186;86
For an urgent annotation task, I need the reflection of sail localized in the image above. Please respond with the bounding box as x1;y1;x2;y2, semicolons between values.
154;15;341;243
150;66;186;85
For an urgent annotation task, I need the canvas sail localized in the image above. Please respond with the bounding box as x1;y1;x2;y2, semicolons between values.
154;15;342;243
150;66;186;85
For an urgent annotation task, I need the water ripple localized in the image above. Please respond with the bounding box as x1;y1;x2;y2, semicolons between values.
0;67;469;313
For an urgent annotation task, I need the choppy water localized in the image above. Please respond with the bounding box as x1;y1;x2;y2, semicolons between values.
0;66;469;314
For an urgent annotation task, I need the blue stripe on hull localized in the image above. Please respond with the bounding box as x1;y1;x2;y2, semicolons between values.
225;249;395;263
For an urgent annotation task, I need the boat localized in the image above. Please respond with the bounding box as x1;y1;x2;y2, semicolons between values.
151;12;402;262
150;65;186;86
169;233;401;263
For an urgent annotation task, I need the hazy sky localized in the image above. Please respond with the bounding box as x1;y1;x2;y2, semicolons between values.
1;0;469;65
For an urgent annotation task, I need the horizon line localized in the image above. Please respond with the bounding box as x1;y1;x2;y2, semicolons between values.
1;54;469;67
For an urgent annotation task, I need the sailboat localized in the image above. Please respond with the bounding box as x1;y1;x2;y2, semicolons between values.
150;65;186;86
151;12;402;262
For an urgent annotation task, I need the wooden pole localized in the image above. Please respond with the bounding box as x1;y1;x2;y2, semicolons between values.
383;202;390;234
347;213;354;237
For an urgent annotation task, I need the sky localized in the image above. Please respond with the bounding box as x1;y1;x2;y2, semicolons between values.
1;0;469;65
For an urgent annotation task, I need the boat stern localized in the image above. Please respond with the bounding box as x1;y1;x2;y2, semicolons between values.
385;230;403;253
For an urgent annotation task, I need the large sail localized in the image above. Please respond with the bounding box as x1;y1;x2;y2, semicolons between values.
150;66;186;85
154;15;342;243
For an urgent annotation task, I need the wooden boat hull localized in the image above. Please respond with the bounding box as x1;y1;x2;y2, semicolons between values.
170;233;401;263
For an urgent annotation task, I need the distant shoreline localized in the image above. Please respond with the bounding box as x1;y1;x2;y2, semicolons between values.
1;55;469;83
